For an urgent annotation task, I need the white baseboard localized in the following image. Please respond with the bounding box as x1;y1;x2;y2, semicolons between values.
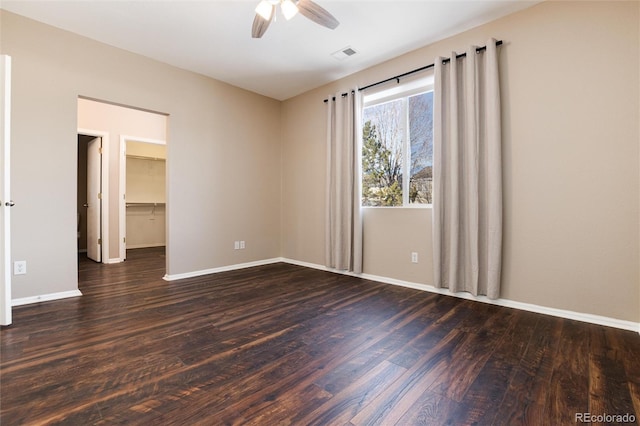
12;290;83;307
280;258;640;334
163;258;282;281
105;258;123;264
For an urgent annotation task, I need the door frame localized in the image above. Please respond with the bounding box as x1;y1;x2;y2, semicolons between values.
1;55;12;326
119;135;167;262
85;136;102;263
77;128;109;264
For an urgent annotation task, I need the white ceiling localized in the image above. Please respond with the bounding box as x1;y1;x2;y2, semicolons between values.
1;0;539;100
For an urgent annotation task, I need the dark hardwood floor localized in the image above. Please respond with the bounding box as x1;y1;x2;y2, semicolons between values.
1;248;639;425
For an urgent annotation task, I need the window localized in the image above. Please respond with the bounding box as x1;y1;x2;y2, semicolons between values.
362;85;433;207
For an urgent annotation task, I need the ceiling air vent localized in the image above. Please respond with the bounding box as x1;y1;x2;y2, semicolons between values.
331;46;357;61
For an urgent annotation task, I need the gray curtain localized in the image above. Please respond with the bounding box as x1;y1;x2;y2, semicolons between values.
433;39;502;299
325;90;363;273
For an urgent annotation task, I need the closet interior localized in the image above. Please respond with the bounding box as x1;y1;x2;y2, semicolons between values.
126;140;166;249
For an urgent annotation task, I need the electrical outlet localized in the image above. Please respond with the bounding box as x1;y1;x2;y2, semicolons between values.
14;260;27;275
240;241;245;249
411;252;418;264
234;241;240;250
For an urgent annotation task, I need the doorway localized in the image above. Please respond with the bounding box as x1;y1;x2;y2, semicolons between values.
78;97;168;272
77;133;107;263
121;139;167;259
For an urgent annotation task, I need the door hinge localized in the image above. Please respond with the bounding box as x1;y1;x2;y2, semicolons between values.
98;192;102;200
98;238;102;245
123;237;126;243
99;147;103;155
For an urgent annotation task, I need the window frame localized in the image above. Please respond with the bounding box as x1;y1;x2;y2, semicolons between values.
362;76;434;209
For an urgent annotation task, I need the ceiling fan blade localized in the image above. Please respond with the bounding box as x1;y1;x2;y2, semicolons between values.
297;0;340;30
251;6;276;38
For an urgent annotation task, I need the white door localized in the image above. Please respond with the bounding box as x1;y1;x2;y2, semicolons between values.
0;55;12;326
86;137;102;263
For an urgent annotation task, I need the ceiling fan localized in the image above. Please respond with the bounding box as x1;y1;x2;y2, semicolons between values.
252;0;340;39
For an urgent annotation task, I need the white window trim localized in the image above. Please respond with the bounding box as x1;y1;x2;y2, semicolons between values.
363;74;434;107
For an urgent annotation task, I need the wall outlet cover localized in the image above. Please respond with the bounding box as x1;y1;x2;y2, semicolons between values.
14;260;27;275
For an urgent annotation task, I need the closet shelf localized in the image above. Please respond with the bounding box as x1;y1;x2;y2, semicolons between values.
126;202;166;208
126;154;165;161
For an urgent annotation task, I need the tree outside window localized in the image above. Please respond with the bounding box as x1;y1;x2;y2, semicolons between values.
362;91;433;207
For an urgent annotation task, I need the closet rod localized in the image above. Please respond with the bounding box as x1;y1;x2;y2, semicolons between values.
126;202;165;207
126;154;165;161
323;40;502;103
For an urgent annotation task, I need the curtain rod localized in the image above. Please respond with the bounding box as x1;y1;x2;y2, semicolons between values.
323;39;502;103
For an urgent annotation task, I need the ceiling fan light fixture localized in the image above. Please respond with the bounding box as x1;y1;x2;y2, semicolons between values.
281;0;299;20
252;0;339;38
255;0;273;20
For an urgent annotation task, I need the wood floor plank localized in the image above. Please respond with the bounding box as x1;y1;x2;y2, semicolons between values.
447;354;517;425
349;328;470;425
478;310;551;425
1;248;638;425
299;360;407;426
544;319;591;424
424;308;507;403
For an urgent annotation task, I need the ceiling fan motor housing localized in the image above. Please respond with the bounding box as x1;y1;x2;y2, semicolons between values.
253;0;340;38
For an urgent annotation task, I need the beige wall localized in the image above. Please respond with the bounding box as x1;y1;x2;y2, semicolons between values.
1;10;282;298
282;1;640;323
